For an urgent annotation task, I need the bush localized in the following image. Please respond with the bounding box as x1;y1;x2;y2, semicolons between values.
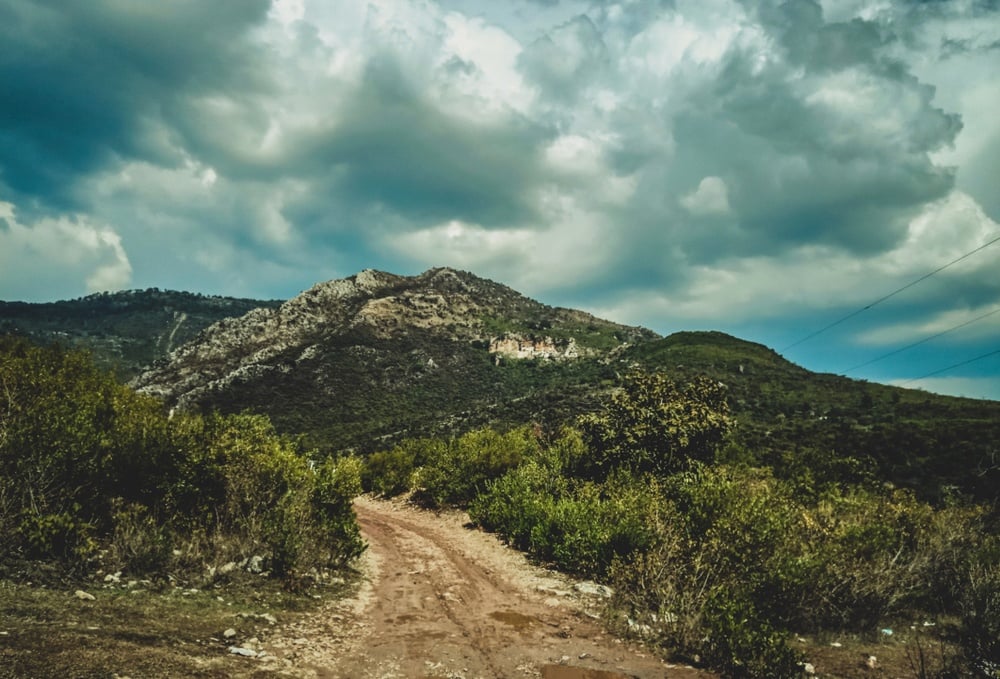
702;594;803;679
363;438;444;497
109;502;172;575
17;509;97;568
310;456;366;568
609;467;806;667
412;427;540;507
959;556;1000;675
578;371;732;479
472;464;659;577
0;338;365;581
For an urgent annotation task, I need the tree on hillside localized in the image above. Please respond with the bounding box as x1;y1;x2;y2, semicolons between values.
578;371;732;478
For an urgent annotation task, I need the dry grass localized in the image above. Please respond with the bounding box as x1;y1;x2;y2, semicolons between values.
0;571;354;679
790;623;964;679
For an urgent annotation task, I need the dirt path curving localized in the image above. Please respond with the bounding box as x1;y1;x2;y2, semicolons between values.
273;497;713;679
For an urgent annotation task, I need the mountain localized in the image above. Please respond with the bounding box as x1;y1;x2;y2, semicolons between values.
132;267;656;448
5;268;997;504
129;267;1000;503
0;289;282;378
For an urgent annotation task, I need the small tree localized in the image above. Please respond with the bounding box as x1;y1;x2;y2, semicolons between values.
578;371;732;478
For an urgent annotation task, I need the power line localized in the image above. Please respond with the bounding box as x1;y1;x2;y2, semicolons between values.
842;306;1000;374
781;232;1000;352
900;347;1000;386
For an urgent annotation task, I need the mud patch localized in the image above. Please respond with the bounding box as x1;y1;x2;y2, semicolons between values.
489;610;536;630
541;665;637;679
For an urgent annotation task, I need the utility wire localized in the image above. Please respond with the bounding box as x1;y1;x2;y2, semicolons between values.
781;232;1000;352
900;347;1000;386
842;306;1000;374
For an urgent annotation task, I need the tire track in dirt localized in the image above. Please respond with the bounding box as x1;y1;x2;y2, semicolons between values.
299;497;713;679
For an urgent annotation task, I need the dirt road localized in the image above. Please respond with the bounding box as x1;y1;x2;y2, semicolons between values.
274;497;712;679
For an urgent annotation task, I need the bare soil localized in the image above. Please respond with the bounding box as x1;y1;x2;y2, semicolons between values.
268;496;714;678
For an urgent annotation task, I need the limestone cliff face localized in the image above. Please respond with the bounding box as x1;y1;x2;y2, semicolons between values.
488;333;580;362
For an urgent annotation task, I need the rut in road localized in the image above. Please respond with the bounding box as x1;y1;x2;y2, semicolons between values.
290;497;713;679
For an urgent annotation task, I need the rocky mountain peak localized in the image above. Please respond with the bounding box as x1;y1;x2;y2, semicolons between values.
131;267;656;421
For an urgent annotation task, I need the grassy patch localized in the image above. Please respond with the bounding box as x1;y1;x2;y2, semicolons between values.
0;573;354;679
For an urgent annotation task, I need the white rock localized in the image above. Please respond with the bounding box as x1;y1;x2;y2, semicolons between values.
223;628;237;639
74;590;96;601
573;581;612;598
802;662;815;674
228;646;256;657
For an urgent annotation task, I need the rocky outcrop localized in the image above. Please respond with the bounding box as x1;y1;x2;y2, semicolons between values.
488;333;580;361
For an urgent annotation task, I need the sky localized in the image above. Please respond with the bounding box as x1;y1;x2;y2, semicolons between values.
1;0;999;400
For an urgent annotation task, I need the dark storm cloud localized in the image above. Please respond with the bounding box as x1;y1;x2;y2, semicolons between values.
0;0;271;209
658;0;960;262
703;51;960;253
311;59;551;228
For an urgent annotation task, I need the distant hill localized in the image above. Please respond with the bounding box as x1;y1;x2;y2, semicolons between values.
5;268;998;504
0;289;282;378
623;332;1000;502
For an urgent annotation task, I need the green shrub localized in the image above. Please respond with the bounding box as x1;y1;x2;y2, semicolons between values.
413;427;540;507
363;438;444;497
702;594;803;679
958;556;1000;674
609;467;806;664
109;502;172;575
472;466;659;577
17;509;97;567
470;458;565;551
0;338;365;581
310;456;366;568
578;371;732;479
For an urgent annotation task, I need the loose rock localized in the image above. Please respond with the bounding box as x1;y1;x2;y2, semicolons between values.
573;582;612;598
74;590;96;601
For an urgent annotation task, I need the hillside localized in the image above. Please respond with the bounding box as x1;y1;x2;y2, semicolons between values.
624;332;1000;502
127;268;1000;504
5;267;997;504
0;289;282;378
132;267;656;448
